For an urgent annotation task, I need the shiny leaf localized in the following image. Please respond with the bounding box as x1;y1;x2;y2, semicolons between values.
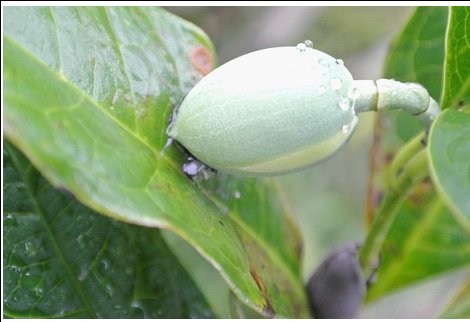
429;109;470;226
3;7;307;317
366;7;470;301
3;142;215;318
441;7;470;109
367;195;470;299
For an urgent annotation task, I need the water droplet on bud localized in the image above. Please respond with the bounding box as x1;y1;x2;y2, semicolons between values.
336;59;344;66
339;97;353;111
297;43;307;52
330;77;343;90
347;87;361;99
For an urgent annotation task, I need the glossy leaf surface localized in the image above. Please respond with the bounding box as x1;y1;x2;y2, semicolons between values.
441;7;470;109
3;142;215;318
429;109;470;228
3;7;307;318
367;7;470;303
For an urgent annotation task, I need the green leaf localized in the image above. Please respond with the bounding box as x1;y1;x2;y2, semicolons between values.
366;6;470;300
383;6;448;101
429;109;470;225
367;195;470;300
3;142;215;318
365;6;444;167
441;7;470;110
376;6;448;147
3;7;308;318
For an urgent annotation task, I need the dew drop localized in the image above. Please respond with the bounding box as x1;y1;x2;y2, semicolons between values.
317;86;326;95
101;259;110;270
339;97;353;111
342;125;350;133
130;300;146;318
78;265;88;281
317;58;330;73
381;85;390;93
234;191;241;199
330;77;343;90
104;283;114;295
304;40;313;48
347;87;361;99
24;242;38;257
296;43;307;52
336;59;344;66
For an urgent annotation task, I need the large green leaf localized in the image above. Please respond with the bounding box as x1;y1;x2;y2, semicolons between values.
366;7;470;301
376;6;447;149
428;6;470;224
3;7;308;318
3;142;215;318
429;109;470;226
441;7;470;109
365;7;448;209
383;6;447;101
367;195;470;300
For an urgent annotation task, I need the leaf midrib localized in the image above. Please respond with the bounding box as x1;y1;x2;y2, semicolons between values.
5;17;305;314
368;196;469;299
442;7;470;108
5;143;98;318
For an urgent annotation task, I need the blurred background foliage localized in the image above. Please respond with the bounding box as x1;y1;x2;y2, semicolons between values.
163;6;425;318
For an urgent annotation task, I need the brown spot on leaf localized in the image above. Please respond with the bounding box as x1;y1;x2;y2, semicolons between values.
249;266;276;318
53;122;65;131
408;178;433;206
190;45;214;75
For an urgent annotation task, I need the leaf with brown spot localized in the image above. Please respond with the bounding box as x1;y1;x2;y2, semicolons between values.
4;6;308;318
